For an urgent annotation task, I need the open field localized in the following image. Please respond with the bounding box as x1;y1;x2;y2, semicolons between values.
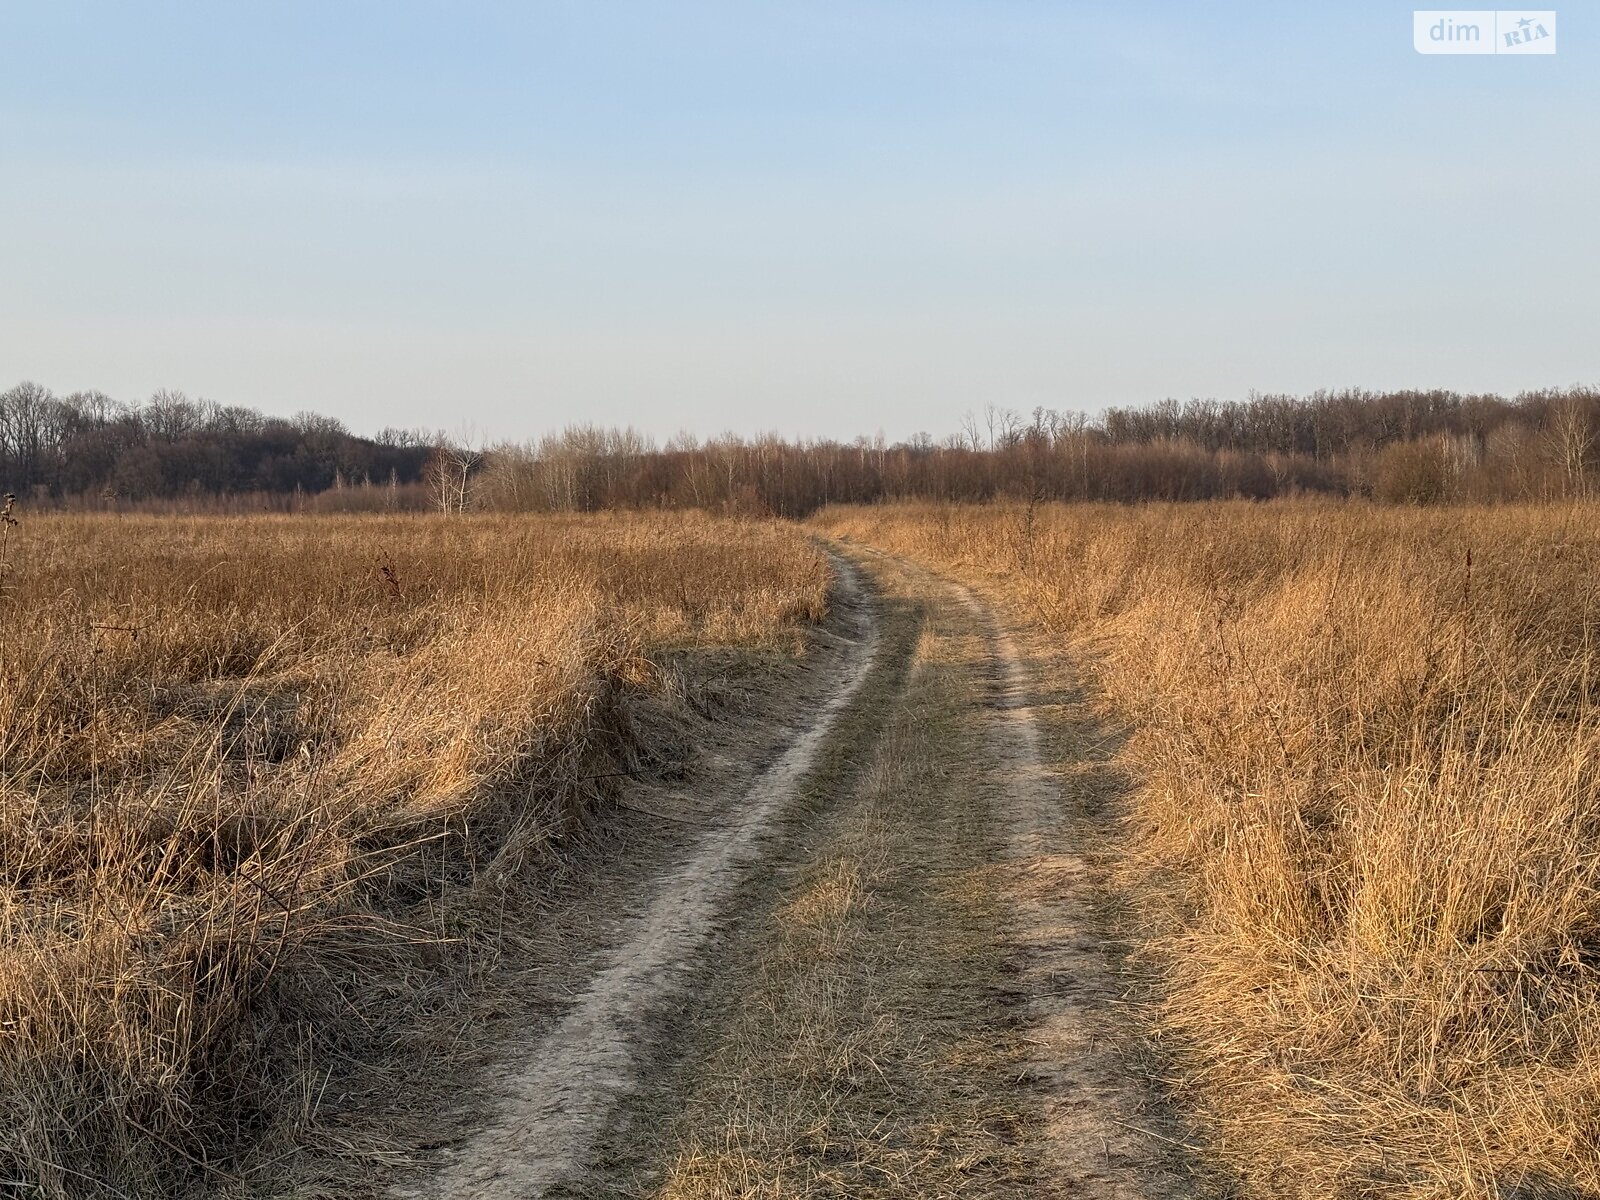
0;512;828;1196
816;501;1600;1198
11;499;1599;1199
8;2;1596;1195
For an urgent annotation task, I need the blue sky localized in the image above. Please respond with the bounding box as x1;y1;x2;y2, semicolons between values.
1;2;1594;441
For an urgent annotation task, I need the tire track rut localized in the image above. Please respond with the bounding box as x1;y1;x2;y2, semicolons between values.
948;575;1191;1198
388;546;1195;1199
389;557;879;1199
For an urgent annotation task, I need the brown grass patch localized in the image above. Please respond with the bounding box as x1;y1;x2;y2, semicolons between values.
816;500;1600;1198
0;511;827;1197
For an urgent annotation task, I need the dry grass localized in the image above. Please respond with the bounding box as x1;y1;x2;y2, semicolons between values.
643;594;1037;1199
0;511;827;1197
816;500;1600;1198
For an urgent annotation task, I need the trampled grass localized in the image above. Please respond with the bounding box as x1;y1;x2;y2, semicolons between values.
0;512;828;1197
643;576;1038;1200
816;500;1600;1198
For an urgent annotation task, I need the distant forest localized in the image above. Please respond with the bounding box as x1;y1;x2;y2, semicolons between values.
0;382;433;509
2;380;1596;515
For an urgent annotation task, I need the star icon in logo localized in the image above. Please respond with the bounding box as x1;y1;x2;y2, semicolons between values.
1517;16;1534;29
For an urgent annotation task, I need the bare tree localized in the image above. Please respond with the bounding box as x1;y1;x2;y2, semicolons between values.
0;381;71;493
425;439;482;514
959;410;983;452
143;389;204;441
1545;395;1597;498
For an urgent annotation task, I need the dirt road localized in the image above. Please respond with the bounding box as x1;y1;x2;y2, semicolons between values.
383;545;1195;1198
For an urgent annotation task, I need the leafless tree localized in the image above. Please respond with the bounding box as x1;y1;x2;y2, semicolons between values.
1544;395;1597;498
959;410;983;452
425;439;482;514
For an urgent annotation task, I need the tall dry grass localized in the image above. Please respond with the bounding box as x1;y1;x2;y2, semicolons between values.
0;511;827;1197
817;500;1600;1198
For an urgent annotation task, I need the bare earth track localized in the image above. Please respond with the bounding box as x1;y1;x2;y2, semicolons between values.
380;545;1193;1199
941;562;1192;1198
388;559;879;1198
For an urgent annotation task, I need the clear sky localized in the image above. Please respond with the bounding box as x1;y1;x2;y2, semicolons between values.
1;2;1594;442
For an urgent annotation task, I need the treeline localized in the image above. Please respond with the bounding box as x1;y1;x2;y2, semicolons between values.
4;381;1597;514
0;382;433;505
475;387;1600;515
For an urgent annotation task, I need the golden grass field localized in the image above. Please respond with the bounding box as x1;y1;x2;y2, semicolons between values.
10;500;1600;1198
0;512;828;1196
816;500;1600;1199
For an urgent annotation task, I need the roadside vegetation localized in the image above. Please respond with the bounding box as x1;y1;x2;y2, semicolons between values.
817;500;1600;1198
0;511;828;1197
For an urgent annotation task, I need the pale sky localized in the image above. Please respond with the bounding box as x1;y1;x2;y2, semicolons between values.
1;2;1594;442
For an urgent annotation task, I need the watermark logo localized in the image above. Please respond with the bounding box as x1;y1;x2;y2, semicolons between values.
1414;10;1556;53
